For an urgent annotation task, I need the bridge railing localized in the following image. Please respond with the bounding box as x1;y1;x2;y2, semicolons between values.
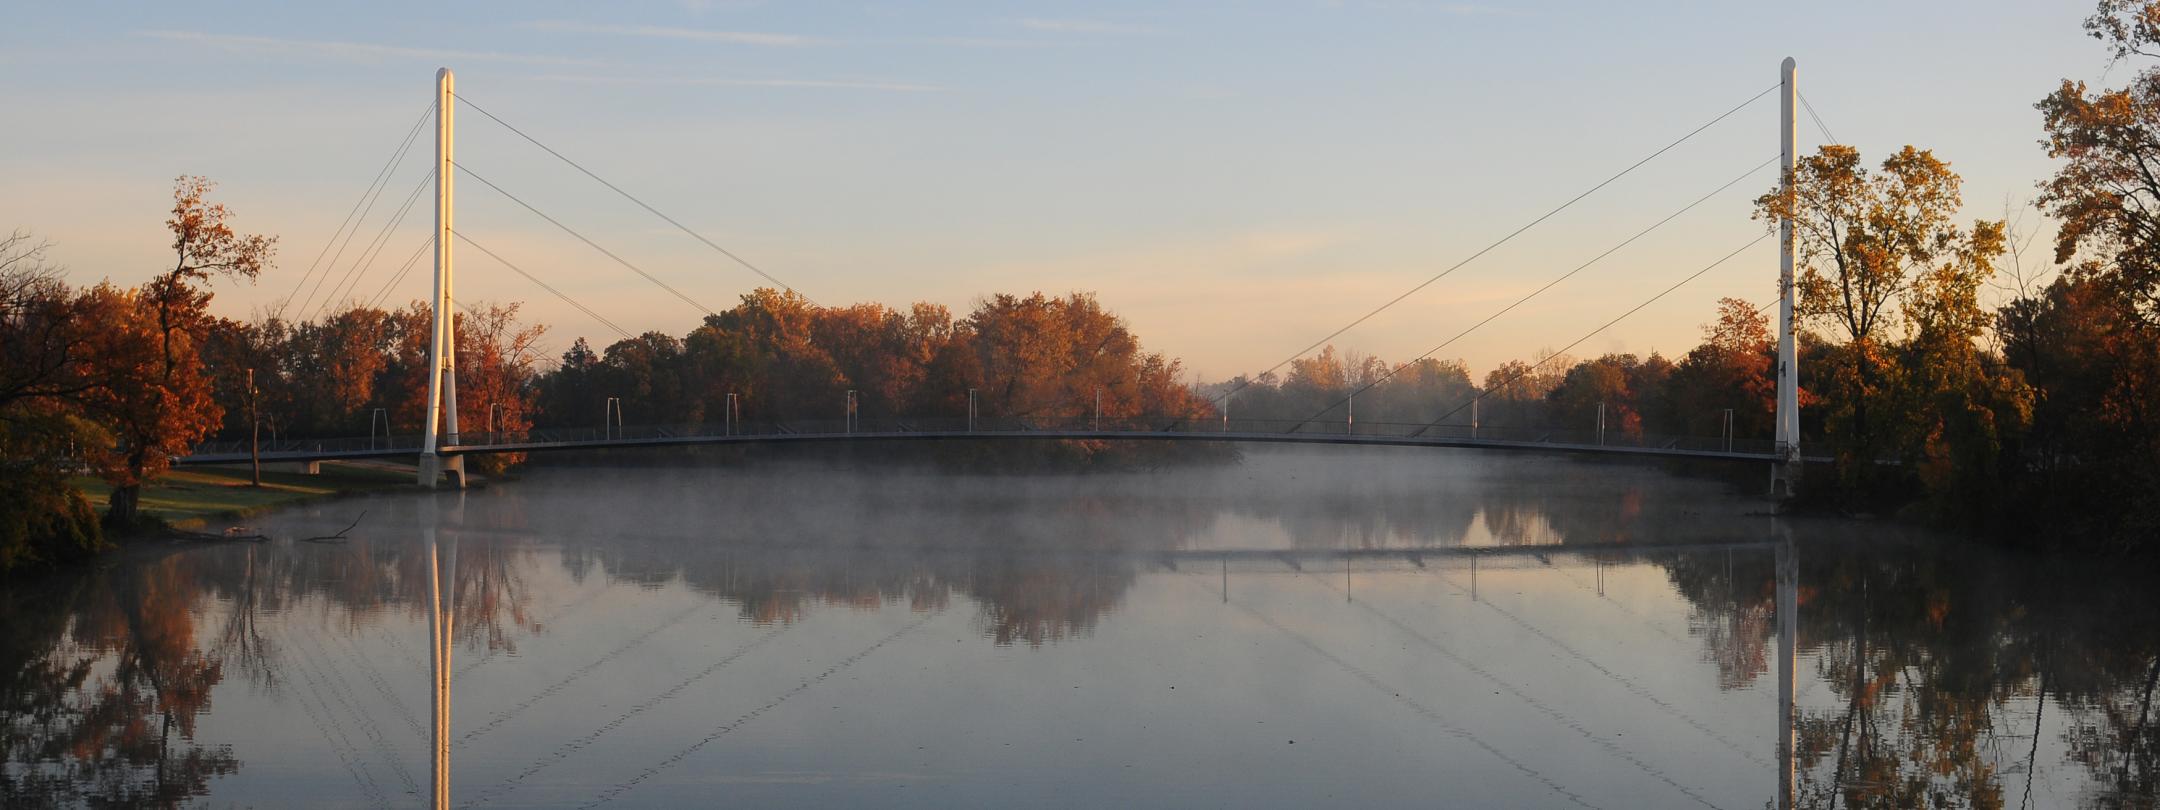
421;415;1776;456
182;434;429;458
183;414;1775;459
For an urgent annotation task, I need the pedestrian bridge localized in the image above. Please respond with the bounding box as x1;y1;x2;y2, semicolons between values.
177;416;1828;468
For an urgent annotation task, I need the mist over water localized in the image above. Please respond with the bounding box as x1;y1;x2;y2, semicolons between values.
6;445;2155;808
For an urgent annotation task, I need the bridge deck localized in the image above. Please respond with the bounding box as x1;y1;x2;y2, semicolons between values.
178;422;1827;466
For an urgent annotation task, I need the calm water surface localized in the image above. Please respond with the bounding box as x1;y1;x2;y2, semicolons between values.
6;446;2157;808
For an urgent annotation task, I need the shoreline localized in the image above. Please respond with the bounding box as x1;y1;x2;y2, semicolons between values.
71;461;445;536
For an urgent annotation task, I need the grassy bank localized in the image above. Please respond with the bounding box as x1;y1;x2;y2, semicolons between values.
70;462;418;531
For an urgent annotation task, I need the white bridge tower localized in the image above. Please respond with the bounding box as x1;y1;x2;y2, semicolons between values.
1773;57;1802;497
419;67;465;488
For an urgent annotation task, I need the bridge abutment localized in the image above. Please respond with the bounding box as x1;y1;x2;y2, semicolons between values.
419;454;465;489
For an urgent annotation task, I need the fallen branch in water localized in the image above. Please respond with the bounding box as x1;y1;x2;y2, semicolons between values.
166;526;269;543
301;511;366;543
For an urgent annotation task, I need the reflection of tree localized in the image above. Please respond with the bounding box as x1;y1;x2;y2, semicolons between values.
3;557;238;807
2;512;542;806
1664;533;2160;808
2067;657;2159;807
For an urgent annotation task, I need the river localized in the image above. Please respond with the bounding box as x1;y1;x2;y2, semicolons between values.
4;445;2154;808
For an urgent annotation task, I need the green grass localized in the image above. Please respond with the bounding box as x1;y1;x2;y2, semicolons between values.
70;462;416;529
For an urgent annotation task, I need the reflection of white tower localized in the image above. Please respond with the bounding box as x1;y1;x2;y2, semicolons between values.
426;495;459;810
1775;529;1797;810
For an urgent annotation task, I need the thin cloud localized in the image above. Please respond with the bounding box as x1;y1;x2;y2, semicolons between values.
1018;19;1162;36
535;74;945;93
1322;1;1542;17
520;20;816;47
132;30;602;67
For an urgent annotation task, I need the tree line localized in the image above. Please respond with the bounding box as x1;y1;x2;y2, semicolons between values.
7;0;2160;568
1210;1;2160;544
1199;295;1787;444
0;179;1214;569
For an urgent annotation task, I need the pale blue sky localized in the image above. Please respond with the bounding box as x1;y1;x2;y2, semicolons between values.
0;1;2108;379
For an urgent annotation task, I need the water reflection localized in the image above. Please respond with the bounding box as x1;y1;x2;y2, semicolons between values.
425;496;455;810
1;446;2154;807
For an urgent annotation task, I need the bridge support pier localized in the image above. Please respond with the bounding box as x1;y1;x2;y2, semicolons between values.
419;454;466;489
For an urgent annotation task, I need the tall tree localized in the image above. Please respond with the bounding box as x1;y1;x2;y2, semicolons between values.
2009;0;2160;541
86;178;274;525
1754;146;2004;472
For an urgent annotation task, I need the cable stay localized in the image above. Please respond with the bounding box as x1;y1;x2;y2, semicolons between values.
449;91;812;303
278;100;434;317
356;234;483;318
453;161;721;319
291;104;434;319
314;167;436;320
366;234;435;311
1291;154;1778;429
1208;82;1779;409
1797;90;1837;144
452;229;636;341
1407;233;1773;438
319;166;435;316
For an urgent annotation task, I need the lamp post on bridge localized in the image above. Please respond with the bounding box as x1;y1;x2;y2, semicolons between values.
967;388;978;432
845;389;858;434
603;397;623;441
725;392;738;436
247;368;260;487
370;407;390;451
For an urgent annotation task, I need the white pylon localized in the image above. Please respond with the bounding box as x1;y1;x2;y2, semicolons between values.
420;67;465;488
1773;57;1802;497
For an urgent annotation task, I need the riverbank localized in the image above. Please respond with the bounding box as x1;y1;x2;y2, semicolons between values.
70;461;424;534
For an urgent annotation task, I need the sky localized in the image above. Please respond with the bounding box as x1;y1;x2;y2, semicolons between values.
0;1;2113;382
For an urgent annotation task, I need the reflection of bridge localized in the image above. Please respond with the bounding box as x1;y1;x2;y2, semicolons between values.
407;509;1801;809
178;416;1836;468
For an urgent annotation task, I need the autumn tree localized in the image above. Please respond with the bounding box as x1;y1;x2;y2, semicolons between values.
1476;350;1572;431
1668;298;1790;440
0;232;105;567
1754;146;2007;485
77;179;273;526
454;302;546;473
2004;0;2160;541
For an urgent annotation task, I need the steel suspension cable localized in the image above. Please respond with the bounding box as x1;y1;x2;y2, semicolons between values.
1207;82;1779;408
453;161;721;318
294;106;433;319
1407;233;1772;437
1796;90;1838;144
452;229;636;341
314;167;436;320
367;234;436;311
449;91;812;303
1292;155;1777;429
279;101;434;316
